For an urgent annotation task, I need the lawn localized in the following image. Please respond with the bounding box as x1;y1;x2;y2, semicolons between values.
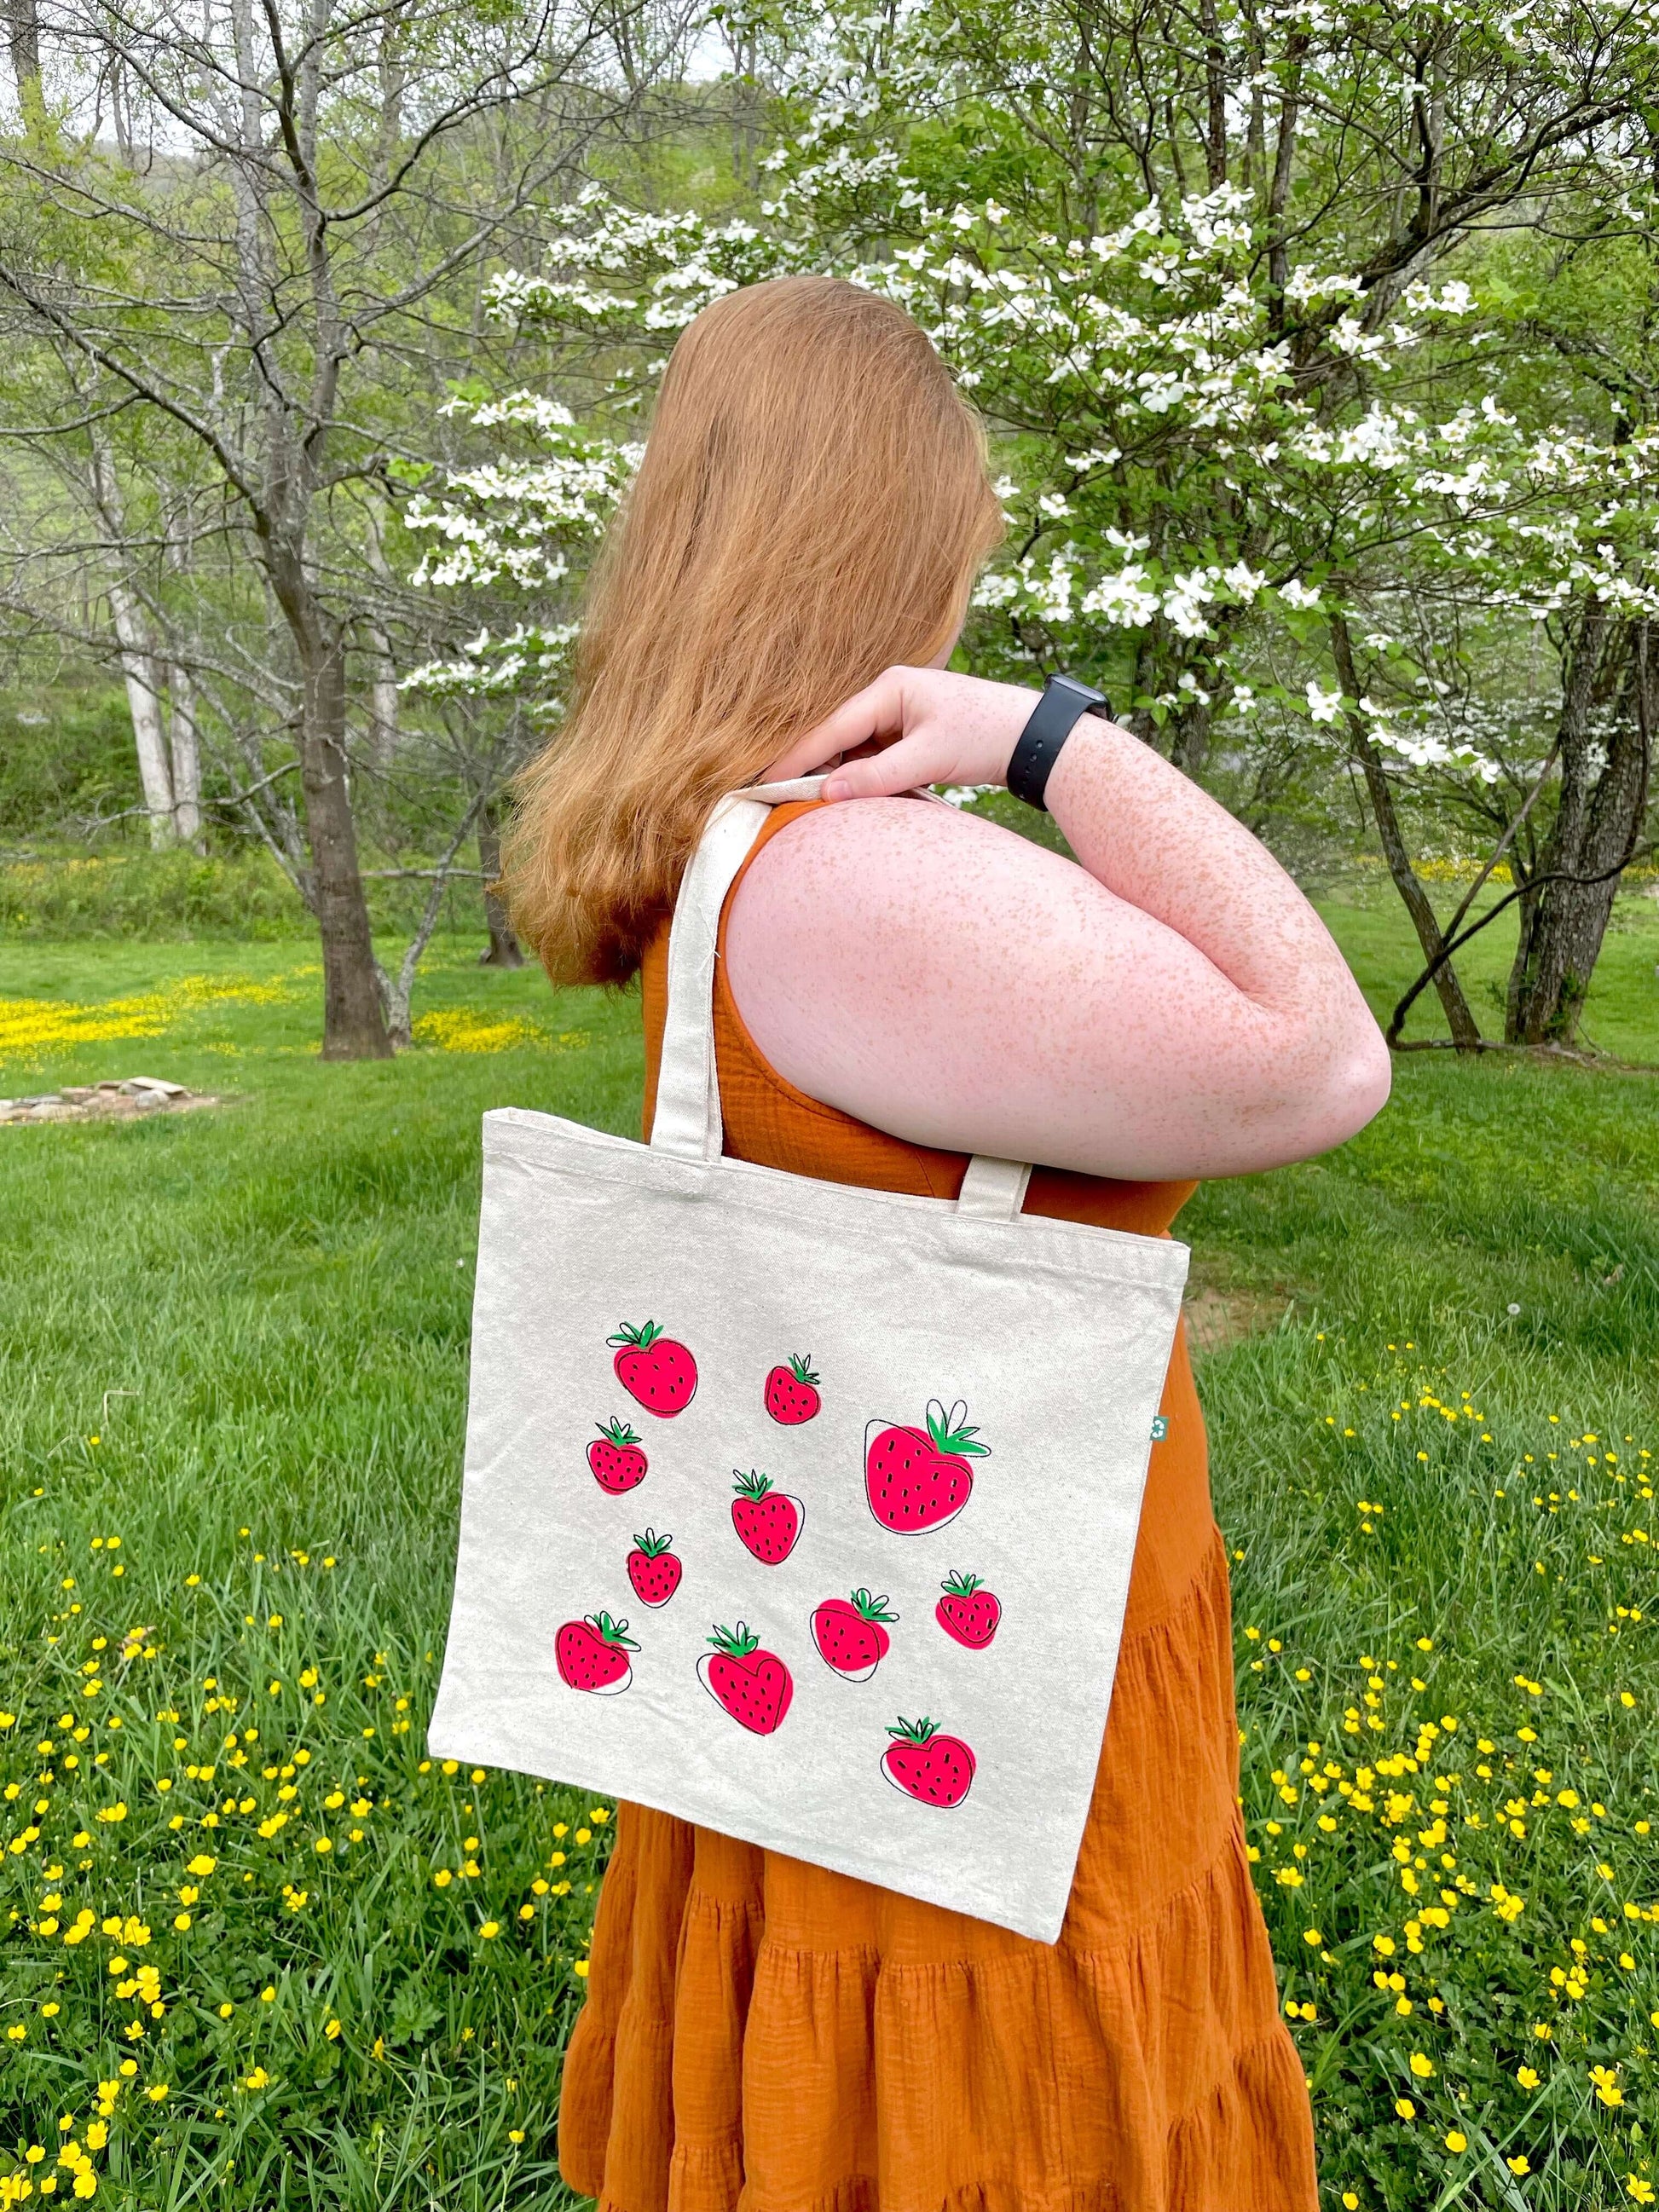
0;910;1655;2212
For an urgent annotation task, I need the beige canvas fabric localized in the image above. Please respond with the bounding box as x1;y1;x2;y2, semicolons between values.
429;778;1189;1941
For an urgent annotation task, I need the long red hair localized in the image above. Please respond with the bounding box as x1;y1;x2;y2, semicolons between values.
502;274;1003;985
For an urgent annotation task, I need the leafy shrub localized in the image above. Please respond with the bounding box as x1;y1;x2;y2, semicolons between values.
0;687;139;835
0;851;312;940
0;851;482;943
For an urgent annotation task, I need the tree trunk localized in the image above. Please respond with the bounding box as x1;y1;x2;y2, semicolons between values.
1265;30;1309;334
477;796;523;967
299;622;392;1058
264;510;391;1058
367;621;400;783
5;0;40;105
1332;610;1483;1049
1169;693;1212;773
163;512;204;847
1200;0;1228;188
107;580;176;848
1506;608;1651;1045
166;659;204;848
91;439;175;848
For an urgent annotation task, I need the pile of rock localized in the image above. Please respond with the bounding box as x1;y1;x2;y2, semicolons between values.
0;1077;223;1126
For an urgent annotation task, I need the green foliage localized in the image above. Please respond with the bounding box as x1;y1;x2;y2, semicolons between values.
0;690;141;838
0;853;497;946
0;853;310;943
0;937;1655;2205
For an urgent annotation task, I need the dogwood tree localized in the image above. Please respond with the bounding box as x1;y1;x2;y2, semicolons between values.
408;0;1659;1046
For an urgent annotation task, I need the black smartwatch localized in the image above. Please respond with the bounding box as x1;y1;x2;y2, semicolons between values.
1005;674;1108;812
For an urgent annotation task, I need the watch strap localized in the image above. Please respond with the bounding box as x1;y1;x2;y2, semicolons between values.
1005;674;1108;812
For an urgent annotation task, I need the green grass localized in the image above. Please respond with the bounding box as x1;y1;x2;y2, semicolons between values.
0;921;1655;2212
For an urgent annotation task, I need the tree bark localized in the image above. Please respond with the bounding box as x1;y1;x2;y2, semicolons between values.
1200;0;1228;188
265;534;391;1056
165;659;204;848
477;795;523;967
1265;30;1309;334
299;629;392;1057
5;0;40;105
1169;692;1212;773
1331;610;1483;1049
163;511;203;847
91;438;175;847
107;580;175;848
367;621;400;783
1506;604;1651;1044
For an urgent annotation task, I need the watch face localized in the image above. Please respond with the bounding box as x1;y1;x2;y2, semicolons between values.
1052;673;1105;707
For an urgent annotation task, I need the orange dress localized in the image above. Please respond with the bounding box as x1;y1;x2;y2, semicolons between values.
558;803;1319;2212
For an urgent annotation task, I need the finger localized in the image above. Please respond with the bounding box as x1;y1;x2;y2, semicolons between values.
821;731;947;801
764;667;914;782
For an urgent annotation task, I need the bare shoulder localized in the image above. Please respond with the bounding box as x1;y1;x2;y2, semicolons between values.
724;790;1125;1092
721;787;1182;1169
732;793;1080;933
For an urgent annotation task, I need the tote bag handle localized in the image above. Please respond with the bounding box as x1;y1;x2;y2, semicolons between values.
650;776;1032;1224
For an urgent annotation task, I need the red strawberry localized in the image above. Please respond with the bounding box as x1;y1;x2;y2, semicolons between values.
811;1589;898;1682
731;1470;803;1563
697;1622;793;1735
864;1399;990;1533
627;1529;681;1608
881;1716;976;1809
608;1322;697;1417
764;1354;822;1425
935;1570;1001;1649
555;1612;638;1695
588;1418;647;1493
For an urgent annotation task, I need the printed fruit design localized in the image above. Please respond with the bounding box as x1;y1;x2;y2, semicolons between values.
864;1399;990;1533
697;1622;794;1735
764;1354;822;1425
627;1529;682;1608
882;1717;977;1809
731;1470;804;1563
608;1321;697;1417
588;1418;648;1493
555;1612;638;1695
811;1589;898;1682
935;1570;1001;1649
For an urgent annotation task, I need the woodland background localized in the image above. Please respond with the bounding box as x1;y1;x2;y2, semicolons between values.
1;0;1658;1055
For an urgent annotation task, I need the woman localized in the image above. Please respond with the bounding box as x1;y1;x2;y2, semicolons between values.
506;274;1390;2212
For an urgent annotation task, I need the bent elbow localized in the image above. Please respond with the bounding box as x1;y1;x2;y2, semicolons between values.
1231;1015;1391;1173
1303;1019;1392;1153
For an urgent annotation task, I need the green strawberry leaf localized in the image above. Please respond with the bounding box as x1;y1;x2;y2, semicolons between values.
886;1715;939;1743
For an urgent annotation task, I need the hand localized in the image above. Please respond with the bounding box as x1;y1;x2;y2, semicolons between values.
766;667;1041;800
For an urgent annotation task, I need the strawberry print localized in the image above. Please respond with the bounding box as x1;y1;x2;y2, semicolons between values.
555;1612;638;1695
764;1354;822;1425
626;1529;682;1608
608;1321;697;1417
697;1622;794;1735
881;1716;977;1809
731;1470;804;1563
588;1417;648;1494
864;1399;990;1533
935;1570;1001;1649
811;1589;898;1683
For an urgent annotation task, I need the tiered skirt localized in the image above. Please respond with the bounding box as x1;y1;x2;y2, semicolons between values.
558;1529;1319;2212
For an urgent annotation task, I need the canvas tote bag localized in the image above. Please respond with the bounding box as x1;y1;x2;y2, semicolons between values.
429;777;1190;1943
